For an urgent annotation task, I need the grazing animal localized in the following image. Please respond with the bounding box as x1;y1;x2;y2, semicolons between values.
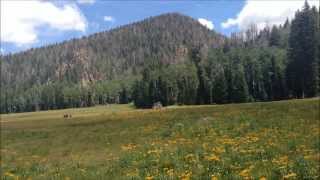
63;114;72;119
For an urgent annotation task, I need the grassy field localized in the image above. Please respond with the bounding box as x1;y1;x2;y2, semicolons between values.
1;98;319;179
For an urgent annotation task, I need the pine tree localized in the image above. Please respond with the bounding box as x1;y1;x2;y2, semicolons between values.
232;64;249;103
119;86;129;104
283;18;290;29
287;1;319;97
270;55;285;100
269;25;281;46
212;65;228;104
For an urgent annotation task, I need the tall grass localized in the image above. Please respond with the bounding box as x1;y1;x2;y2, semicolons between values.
1;98;319;179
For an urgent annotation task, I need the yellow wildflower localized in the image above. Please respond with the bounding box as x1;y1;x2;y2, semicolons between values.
121;143;137;151
212;146;225;154
272;155;289;166
221;137;237;145
166;168;174;176
185;154;196;163
205;154;220;162
4;172;15;177
145;175;154;180
283;172;297;179
239;169;250;177
259;176;267;180
202;143;209;149
179;170;192;180
211;175;218;180
147;149;161;155
168;140;177;144
239;165;254;178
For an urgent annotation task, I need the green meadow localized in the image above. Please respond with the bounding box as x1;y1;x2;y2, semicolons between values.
1;98;319;179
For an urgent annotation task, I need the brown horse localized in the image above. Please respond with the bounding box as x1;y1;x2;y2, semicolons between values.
63;114;72;119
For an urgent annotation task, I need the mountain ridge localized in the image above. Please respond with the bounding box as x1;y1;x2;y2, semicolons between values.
2;12;223;56
1;12;224;88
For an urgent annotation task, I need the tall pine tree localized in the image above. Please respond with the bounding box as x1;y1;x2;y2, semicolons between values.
287;1;319;98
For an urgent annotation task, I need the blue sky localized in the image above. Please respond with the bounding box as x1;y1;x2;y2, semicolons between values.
1;0;317;55
81;1;244;35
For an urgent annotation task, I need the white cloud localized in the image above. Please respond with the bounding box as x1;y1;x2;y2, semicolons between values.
198;18;214;30
77;0;95;5
0;0;87;46
103;16;115;22
221;0;319;30
0;48;4;55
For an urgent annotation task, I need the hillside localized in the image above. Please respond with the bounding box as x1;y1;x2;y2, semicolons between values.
1;98;319;179
1;13;223;88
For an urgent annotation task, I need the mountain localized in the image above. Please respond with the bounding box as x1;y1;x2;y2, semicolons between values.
3;5;317;113
1;13;224;89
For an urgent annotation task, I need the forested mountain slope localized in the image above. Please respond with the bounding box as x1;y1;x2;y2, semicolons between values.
1;13;223;89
